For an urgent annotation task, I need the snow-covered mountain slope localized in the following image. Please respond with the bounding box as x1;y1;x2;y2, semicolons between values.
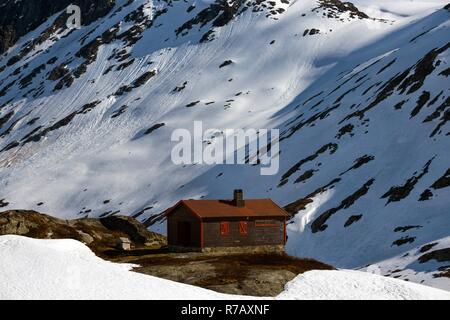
2;235;449;300
0;0;449;290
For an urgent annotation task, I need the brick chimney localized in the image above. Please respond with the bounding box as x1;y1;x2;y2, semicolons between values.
233;189;245;207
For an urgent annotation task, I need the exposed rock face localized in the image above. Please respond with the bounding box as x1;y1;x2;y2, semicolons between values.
0;210;79;238
0;210;166;255
419;248;450;264
99;215;160;245
314;0;369;19
47;64;69;81
0;0;115;54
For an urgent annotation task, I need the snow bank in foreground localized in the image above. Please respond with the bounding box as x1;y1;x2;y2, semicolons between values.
279;270;450;300
1;236;449;300
0;235;229;300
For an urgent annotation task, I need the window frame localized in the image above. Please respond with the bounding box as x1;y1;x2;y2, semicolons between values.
239;221;248;235
220;221;230;236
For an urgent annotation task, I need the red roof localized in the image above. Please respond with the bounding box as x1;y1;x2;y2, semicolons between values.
166;199;289;219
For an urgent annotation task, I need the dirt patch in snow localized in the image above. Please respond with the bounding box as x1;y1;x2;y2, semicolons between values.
106;250;333;296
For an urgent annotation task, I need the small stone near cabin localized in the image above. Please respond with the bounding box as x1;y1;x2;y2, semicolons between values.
117;237;131;251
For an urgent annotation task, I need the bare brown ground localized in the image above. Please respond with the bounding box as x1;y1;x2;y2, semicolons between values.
103;249;334;296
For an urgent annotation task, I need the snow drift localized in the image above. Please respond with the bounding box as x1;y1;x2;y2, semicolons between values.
1;235;449;300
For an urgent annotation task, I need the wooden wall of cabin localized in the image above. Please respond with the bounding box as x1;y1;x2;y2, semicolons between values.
167;206;201;247
202;218;285;248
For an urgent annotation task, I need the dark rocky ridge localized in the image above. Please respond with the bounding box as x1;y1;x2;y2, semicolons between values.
0;210;166;256
313;0;369;20
0;0;115;54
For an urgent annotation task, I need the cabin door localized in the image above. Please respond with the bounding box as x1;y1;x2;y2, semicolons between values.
177;221;191;246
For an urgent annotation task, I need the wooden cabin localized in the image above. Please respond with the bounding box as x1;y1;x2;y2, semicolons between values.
166;190;289;252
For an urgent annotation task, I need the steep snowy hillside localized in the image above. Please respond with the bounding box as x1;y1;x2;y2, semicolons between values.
0;0;449;290
2;235;450;300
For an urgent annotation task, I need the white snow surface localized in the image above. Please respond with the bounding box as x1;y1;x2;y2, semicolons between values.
278;269;450;300
1;235;449;300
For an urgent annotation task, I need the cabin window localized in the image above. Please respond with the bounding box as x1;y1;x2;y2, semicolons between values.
255;220;277;227
220;222;230;236
239;221;248;235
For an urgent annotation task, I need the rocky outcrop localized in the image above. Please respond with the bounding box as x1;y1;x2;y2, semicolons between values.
0;210;166;255
313;0;369;19
0;0;115;54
